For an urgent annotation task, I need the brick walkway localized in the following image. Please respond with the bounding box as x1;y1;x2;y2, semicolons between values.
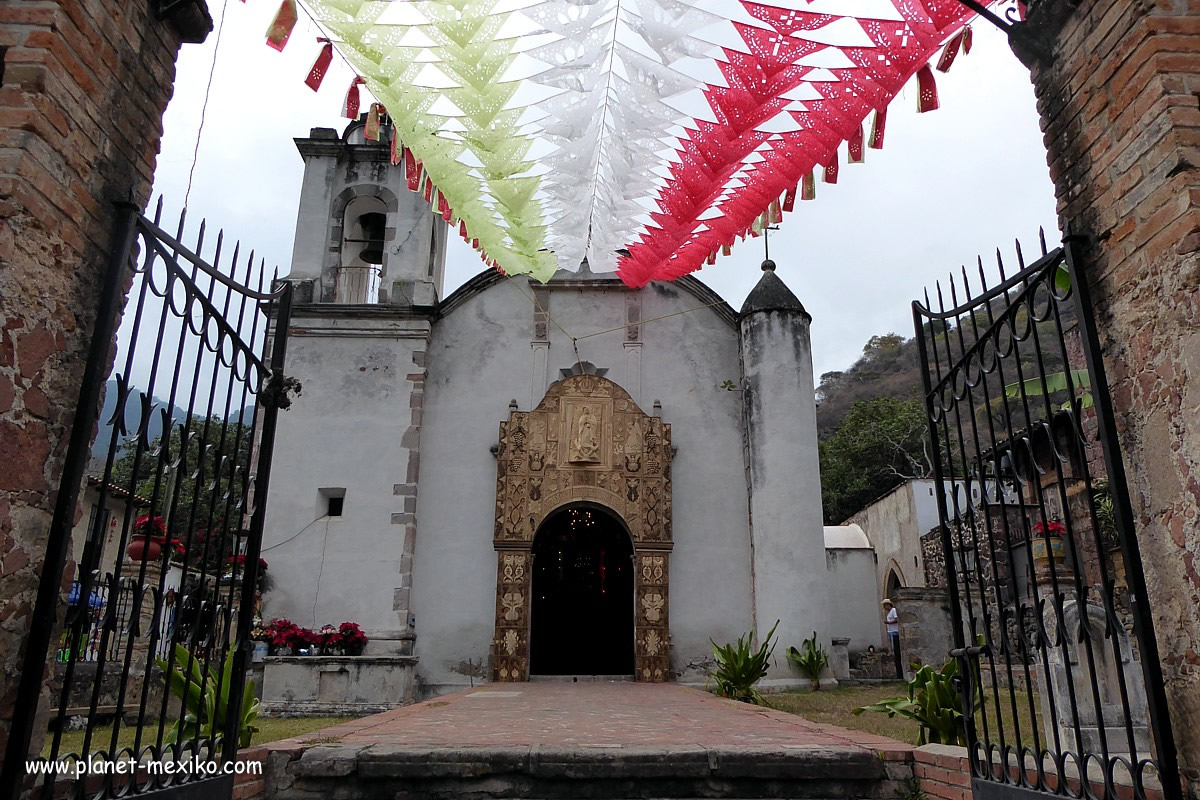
263;684;917;799
271;682;911;756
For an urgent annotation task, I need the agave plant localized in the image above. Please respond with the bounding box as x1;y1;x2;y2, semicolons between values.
157;644;260;748
709;620;779;705
786;632;829;691
852;644;982;745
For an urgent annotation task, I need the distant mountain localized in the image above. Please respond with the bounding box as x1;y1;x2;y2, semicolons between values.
90;380;253;462
90;380;189;460
815;296;1079;437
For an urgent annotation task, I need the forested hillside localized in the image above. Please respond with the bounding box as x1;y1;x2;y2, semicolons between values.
816;295;1079;523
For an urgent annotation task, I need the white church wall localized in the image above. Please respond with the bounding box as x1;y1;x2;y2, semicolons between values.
824;548;885;653
637;282;753;679
412;273;752;693
260;313;430;652
411;279;532;694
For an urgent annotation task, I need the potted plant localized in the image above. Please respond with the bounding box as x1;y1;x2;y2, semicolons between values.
127;515;168;562
338;622;368;656
318;624;341;655
265;617;304;656
1030;519;1069;574
300;627;322;655
250;618;270;662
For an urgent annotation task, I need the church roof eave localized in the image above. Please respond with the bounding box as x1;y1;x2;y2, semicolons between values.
438;268;738;328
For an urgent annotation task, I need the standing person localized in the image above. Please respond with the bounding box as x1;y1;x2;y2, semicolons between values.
882;599;902;679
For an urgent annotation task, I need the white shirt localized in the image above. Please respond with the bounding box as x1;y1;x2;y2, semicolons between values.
886;607;899;634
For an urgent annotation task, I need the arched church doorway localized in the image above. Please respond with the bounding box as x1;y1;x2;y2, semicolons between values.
530;505;635;676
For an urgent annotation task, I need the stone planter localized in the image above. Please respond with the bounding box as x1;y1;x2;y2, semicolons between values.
126;535;162;562
1031;536;1066;566
261;654;419;713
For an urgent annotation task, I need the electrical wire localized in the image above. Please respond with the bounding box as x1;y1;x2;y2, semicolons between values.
261;515;325;552
310;518;331;627
183;0;231;212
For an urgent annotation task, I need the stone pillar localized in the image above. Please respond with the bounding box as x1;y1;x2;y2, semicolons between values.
0;0;210;759
830;637;851;681
1021;0;1200;784
738;260;829;681
895;587;953;679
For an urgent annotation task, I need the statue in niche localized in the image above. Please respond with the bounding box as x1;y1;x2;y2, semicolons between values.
570;405;601;463
624;418;643;472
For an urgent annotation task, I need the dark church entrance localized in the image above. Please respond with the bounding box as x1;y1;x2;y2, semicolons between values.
530;505;635;676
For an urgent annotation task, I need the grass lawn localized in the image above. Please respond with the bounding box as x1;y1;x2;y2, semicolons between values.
43;716;356;758
766;682;1043;747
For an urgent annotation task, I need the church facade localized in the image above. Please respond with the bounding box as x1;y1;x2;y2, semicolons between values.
259;120;877;704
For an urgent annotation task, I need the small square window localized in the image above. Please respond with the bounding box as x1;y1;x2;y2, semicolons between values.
319;488;346;517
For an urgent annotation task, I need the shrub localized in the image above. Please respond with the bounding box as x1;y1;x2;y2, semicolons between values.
786;632;829;691
852;645;982;745
157;645;260;748
709;620;779;705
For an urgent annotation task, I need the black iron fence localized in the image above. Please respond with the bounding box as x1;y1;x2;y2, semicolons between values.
912;234;1180;800
0;200;293;799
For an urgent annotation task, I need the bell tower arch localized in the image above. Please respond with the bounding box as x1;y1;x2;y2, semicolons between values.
491;375;673;682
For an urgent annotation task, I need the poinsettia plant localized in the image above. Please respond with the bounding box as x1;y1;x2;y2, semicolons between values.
1032;520;1067;537
134;515;168;539
228;554;269;571
318;624;341;652
338;622;368;654
264;618;312;652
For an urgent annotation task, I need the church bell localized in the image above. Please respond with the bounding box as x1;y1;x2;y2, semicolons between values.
355;212;387;264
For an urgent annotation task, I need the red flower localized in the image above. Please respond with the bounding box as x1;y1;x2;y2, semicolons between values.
227;554;269;571
338;621;368;648
1033;520;1067;537
134;515;167;539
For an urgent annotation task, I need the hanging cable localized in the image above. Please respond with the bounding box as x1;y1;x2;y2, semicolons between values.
183;0;232;212
261;515;325;552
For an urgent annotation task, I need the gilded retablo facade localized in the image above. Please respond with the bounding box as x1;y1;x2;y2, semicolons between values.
492;375;672;681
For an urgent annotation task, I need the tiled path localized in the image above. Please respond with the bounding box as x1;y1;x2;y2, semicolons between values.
271;682;910;757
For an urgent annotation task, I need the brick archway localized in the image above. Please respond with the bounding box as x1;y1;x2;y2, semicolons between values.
491;375;672;682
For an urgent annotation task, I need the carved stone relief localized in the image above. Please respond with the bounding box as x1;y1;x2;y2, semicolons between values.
492;375;673;682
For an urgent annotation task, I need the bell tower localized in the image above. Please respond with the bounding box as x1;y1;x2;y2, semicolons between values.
287;118;447;306
262;118;446;659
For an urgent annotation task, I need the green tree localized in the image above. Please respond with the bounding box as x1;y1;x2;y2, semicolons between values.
819;396;931;524
109;415;253;570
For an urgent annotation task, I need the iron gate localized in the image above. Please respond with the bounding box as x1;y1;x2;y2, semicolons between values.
0;200;294;799
911;235;1180;800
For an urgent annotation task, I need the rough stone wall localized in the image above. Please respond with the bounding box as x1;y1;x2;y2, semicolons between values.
894;586;953;676
0;0;209;759
1023;0;1200;781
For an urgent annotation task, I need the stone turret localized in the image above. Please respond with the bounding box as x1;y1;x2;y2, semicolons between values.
288;119;447;306
738;259;831;684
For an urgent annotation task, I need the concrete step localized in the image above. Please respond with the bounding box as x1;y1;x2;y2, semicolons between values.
528;675;636;683
272;743;910;800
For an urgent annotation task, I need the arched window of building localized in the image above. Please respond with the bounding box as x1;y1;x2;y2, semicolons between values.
337;195;387;303
886;568;903;599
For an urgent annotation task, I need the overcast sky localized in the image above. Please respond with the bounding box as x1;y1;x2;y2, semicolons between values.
147;0;1057;382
